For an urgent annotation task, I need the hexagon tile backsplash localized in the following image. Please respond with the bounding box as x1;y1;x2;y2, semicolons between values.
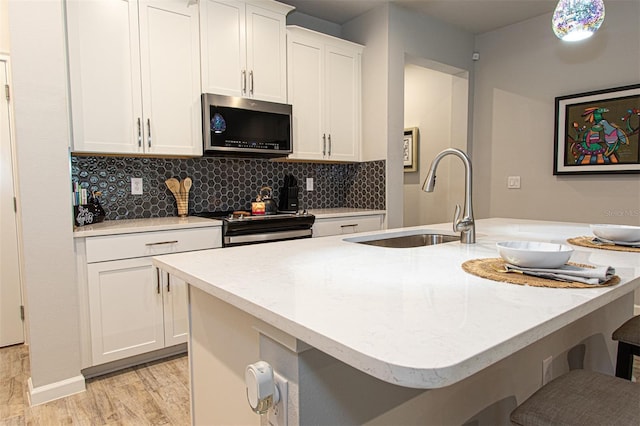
71;156;386;220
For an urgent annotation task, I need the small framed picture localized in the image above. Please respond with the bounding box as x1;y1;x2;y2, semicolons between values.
554;84;640;175
403;127;419;172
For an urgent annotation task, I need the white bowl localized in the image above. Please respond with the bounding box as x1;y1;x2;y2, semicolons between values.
496;241;573;269
590;224;640;243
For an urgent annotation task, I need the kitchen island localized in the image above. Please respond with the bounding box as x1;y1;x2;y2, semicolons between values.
153;218;640;425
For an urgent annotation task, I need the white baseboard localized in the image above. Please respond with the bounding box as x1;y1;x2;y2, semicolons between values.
28;375;86;406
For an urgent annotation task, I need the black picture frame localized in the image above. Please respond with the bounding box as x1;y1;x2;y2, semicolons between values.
553;84;640;175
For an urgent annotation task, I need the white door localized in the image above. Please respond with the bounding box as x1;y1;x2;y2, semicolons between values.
0;58;24;347
246;3;287;102
199;0;246;97
66;0;143;154
325;46;360;161
162;272;188;346
287;34;324;160
87;257;165;365
139;0;202;156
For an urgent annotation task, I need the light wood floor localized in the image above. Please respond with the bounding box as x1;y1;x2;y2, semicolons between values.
0;344;190;425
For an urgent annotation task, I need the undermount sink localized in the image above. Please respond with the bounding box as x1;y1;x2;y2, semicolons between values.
346;231;460;248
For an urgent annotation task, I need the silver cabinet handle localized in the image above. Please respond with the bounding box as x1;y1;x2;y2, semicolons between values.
156;267;161;294
322;134;326;156
145;240;178;246
328;134;332;156
137;118;142;147
147;118;151;148
241;70;247;94
340;224;358;228
249;70;254;95
167;274;171;293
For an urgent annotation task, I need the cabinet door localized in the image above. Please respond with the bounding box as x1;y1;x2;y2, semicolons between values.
67;0;143;154
162;272;189;346
139;0;202;156
200;0;246;97
287;35;324;160
325;45;361;162
87;257;164;365
245;4;287;102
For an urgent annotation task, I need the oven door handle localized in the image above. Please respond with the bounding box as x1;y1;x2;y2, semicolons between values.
224;229;312;246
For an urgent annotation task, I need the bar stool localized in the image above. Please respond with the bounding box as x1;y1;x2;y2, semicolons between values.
613;315;640;380
510;369;640;426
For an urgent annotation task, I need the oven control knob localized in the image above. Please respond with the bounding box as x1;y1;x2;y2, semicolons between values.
245;361;280;414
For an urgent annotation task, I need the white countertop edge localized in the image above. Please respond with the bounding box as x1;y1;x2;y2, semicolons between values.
73;216;221;237
153;253;640;389
308;208;386;219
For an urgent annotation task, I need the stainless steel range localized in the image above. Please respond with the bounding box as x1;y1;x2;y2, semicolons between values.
194;211;315;247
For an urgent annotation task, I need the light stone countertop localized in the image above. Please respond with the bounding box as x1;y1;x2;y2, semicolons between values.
308;208;386;219
73;216;221;238
153;217;640;389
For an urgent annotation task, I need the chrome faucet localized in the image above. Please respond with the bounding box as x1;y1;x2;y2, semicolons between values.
422;148;476;244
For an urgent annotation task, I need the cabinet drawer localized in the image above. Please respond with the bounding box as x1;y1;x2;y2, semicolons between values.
86;227;222;263
313;215;383;237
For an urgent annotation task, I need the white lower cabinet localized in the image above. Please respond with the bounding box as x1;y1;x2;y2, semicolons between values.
313;214;384;237
79;226;221;367
87;257;165;365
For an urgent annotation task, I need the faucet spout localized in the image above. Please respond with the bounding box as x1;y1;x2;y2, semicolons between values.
422;148;475;244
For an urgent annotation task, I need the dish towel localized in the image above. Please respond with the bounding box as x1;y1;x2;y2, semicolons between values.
504;264;616;285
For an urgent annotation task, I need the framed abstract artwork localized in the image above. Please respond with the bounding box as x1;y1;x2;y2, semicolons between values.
403;127;419;172
554;84;640;175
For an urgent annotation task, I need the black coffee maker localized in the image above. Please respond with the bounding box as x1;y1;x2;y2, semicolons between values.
278;174;299;213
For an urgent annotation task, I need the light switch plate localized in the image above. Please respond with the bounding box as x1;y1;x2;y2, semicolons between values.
306;177;314;191
131;177;143;195
507;176;521;189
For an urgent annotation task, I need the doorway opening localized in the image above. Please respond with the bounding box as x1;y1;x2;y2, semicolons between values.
402;58;469;227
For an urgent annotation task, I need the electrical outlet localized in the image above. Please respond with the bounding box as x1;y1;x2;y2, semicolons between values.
131;177;143;195
507;176;521;189
542;356;553;385
306;177;314;191
268;372;288;426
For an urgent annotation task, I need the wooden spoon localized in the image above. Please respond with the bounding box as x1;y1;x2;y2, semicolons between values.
165;178;181;198
181;177;192;195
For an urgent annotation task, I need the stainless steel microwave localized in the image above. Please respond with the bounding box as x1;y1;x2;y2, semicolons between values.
202;94;292;157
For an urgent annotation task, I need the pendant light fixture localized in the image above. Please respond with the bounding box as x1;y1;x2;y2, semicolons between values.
552;0;605;42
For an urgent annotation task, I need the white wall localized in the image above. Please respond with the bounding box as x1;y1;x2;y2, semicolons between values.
8;0;84;402
0;0;9;54
473;1;640;225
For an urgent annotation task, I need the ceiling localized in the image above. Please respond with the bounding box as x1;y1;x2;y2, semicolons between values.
279;0;559;35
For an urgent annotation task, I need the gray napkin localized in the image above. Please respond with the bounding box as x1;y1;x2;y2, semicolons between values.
505;264;615;285
592;237;640;248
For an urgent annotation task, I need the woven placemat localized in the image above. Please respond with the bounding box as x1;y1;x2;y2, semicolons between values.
567;236;640;253
461;258;620;288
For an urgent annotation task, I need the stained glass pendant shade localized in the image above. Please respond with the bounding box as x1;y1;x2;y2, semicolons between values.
552;0;605;41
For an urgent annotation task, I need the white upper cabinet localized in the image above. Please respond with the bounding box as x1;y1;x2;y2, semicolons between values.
200;0;293;103
67;0;202;156
287;26;363;162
